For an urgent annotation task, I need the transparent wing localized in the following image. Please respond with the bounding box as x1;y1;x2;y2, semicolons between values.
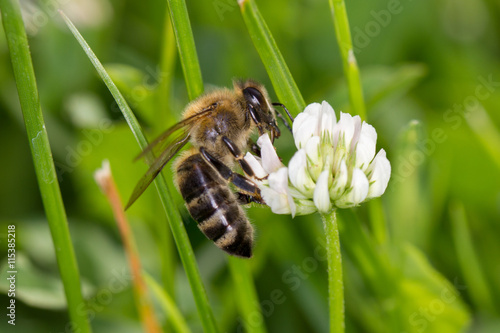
125;106;216;209
134;106;213;162
125;131;190;209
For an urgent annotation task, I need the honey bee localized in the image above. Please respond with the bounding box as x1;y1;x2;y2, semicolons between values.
126;80;292;258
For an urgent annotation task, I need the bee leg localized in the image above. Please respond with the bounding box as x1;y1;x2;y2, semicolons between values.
221;136;265;179
247;139;261;157
248;104;267;136
200;147;263;201
237;193;266;205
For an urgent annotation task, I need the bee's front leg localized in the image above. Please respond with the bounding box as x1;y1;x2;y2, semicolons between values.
221;136;266;180
199;147;263;202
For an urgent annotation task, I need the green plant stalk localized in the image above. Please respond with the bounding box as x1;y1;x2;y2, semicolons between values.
156;7;177;127
156;5;178;303
166;0;204;100
228;257;267;333
321;210;344;333
450;202;497;314
60;12;219;333
239;0;306;117
1;1;91;332
144;272;192;333
329;0;366;119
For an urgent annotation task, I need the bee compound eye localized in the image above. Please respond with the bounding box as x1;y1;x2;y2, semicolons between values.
243;87;265;108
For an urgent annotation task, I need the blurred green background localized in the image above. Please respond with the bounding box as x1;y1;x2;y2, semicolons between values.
1;0;500;332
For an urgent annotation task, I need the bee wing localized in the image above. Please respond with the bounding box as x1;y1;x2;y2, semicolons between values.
125;106;216;209
125;131;190;209
134;107;212;162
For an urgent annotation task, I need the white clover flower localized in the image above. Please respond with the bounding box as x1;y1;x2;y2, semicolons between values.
245;101;391;216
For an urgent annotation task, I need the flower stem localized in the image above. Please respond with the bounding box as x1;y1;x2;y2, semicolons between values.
321;210;345;333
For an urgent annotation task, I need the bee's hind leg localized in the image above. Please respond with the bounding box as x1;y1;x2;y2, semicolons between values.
237;193;266;205
199;147;263;202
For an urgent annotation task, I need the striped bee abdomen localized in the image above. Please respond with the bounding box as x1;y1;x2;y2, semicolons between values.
176;153;253;258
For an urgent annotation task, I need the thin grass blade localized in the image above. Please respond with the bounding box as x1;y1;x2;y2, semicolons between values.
0;1;91;332
466;105;500;171
143;272;192;333
239;0;305;116
167;0;204;100
60;12;219;333
450;202;497;314
328;0;366;119
228;257;267;333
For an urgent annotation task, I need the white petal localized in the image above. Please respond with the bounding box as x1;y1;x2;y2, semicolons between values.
366;149;391;199
355;122;377;171
305;136;321;160
336;168;369;208
288;149;315;196
292;112;309;139
257;133;283;173
350;115;362;152
293;116;318;149
243;152;267;179
314;170;332;213
261;186;290;214
319;101;336;143
330;158;348;200
331;112;348;147
304;136;322;181
261;167;295;215
293;103;321;148
304;102;322;117
334;112;361;150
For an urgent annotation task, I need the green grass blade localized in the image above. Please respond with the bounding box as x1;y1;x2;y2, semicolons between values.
156;10;178;127
156;5;178;304
60;12;219;333
368;200;388;245
466;105;500;171
228;257;267;333
450;202;497;314
143;272;192;333
329;0;366;119
167;0;204;100
239;0;306;116
0;1;91;332
387;120;427;247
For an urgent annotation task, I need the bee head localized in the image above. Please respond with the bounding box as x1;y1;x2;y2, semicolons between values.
239;81;281;142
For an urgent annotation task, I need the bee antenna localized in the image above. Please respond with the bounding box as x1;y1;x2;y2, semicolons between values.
272;102;294;133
